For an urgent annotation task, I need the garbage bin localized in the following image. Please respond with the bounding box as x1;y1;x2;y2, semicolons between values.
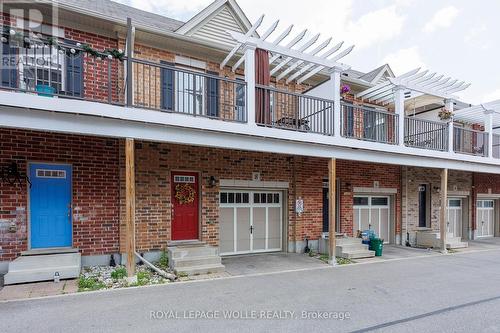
370;238;384;256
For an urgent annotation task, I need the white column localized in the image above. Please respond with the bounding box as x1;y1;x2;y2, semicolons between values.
244;45;257;126
445;99;454;153
331;68;342;137
394;86;405;146
485;111;494;158
439;168;448;254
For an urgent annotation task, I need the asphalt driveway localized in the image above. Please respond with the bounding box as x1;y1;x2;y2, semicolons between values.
2;248;500;332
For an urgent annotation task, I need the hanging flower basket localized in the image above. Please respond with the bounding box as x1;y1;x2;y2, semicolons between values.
438;107;454;120
175;183;196;204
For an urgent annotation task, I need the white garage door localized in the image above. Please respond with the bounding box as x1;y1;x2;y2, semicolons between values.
353;196;390;244
477;200;494;238
219;190;283;255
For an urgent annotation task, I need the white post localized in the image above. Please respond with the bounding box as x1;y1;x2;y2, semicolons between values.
445;99;454;153
244;45;257;126
331;68;342;137
440;168;448;254
485;111;494;158
394;86;405;146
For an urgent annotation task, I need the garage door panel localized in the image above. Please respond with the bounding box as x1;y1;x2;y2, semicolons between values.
220;208;235;254
268;207;281;249
252;207;266;251
379;208;389;242
236;207;251;252
220;190;283;255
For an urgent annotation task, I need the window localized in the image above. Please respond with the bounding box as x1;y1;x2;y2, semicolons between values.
173;175;195;183
220;192;250;204
234;78;246;121
371;197;388;206
20;45;66;93
36;169;66;178
449;199;461;207
353;197;369;206
418;184;430;228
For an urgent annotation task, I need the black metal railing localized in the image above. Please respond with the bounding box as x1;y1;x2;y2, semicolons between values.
130;59;247;122
340;102;398;144
255;85;334;135
453;126;488;157
404;117;448;151
0;34;123;104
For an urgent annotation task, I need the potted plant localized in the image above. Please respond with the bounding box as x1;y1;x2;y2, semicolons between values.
438;107;453;120
340;84;351;98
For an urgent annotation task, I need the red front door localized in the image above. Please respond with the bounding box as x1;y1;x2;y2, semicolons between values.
171;172;199;240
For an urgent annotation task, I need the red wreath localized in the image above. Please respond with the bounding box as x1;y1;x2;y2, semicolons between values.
175;183;196;204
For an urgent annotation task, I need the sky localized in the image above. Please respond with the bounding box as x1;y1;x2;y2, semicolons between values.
114;0;500;104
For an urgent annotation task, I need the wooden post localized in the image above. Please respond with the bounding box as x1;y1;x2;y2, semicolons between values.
439;168;448;253
125;138;136;276
328;158;337;265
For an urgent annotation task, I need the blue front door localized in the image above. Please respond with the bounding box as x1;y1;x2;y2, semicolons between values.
30;163;72;249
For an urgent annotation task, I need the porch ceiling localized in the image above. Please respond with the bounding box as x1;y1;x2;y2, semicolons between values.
355;68;471;106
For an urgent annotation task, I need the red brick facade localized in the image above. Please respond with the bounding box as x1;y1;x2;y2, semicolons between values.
472;173;500;231
0;129;120;261
0;129;407;261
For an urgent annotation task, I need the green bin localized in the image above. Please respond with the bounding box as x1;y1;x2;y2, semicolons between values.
370;238;384;256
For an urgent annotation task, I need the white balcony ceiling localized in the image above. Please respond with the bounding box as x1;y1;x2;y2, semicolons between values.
355;68;471;105
221;15;355;83
454;100;500;131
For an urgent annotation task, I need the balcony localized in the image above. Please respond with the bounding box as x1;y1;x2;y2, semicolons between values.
0;37;246;123
255;85;334;135
453;126;488;157
404;117;448;152
340;102;398;145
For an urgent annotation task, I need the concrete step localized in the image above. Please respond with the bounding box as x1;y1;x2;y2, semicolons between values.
339;250;375;259
175;263;225;276
172;255;222;268
336;237;363;246
447;241;468;249
4;252;81;285
168;245;219;260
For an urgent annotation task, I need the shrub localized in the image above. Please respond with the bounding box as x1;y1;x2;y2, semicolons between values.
111;267;127;280
78;276;105;291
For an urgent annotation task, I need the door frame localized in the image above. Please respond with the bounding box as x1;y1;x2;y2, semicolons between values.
447;197;463;238
353;194;393;244
170;170;202;241
27;162;73;250
219;188;285;256
476;199;495;238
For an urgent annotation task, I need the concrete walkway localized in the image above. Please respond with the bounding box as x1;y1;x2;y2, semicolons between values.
0;279;78;301
222;253;327;276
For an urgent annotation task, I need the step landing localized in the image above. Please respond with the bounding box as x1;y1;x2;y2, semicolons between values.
168;245;224;276
4;252;81;285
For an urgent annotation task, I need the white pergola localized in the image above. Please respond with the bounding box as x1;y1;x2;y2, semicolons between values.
221;15;355;84
355;68;471;105
454;100;500;130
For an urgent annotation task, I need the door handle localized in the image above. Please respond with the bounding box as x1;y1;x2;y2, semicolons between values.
250;226;254;234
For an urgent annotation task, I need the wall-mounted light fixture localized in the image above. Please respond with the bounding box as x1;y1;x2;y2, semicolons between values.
209;176;216;187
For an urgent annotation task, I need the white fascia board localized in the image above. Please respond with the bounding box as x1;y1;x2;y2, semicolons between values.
1;92;500;172
2;107;500;174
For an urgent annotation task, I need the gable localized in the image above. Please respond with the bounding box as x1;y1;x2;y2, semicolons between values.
190;5;247;48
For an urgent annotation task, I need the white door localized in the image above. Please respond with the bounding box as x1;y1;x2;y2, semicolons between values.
447;198;462;237
219;190;282;255
353;196;390;243
477;200;494;238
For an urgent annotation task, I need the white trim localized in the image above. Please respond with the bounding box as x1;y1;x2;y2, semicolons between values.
477;193;500;199
220;179;289;189
353;187;398;194
3;94;500;173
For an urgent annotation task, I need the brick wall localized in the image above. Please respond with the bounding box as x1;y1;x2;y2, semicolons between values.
120;142;403;252
402;167;472;243
337;160;402;237
0;129;120;261
118;142;330;252
472;173;500;232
